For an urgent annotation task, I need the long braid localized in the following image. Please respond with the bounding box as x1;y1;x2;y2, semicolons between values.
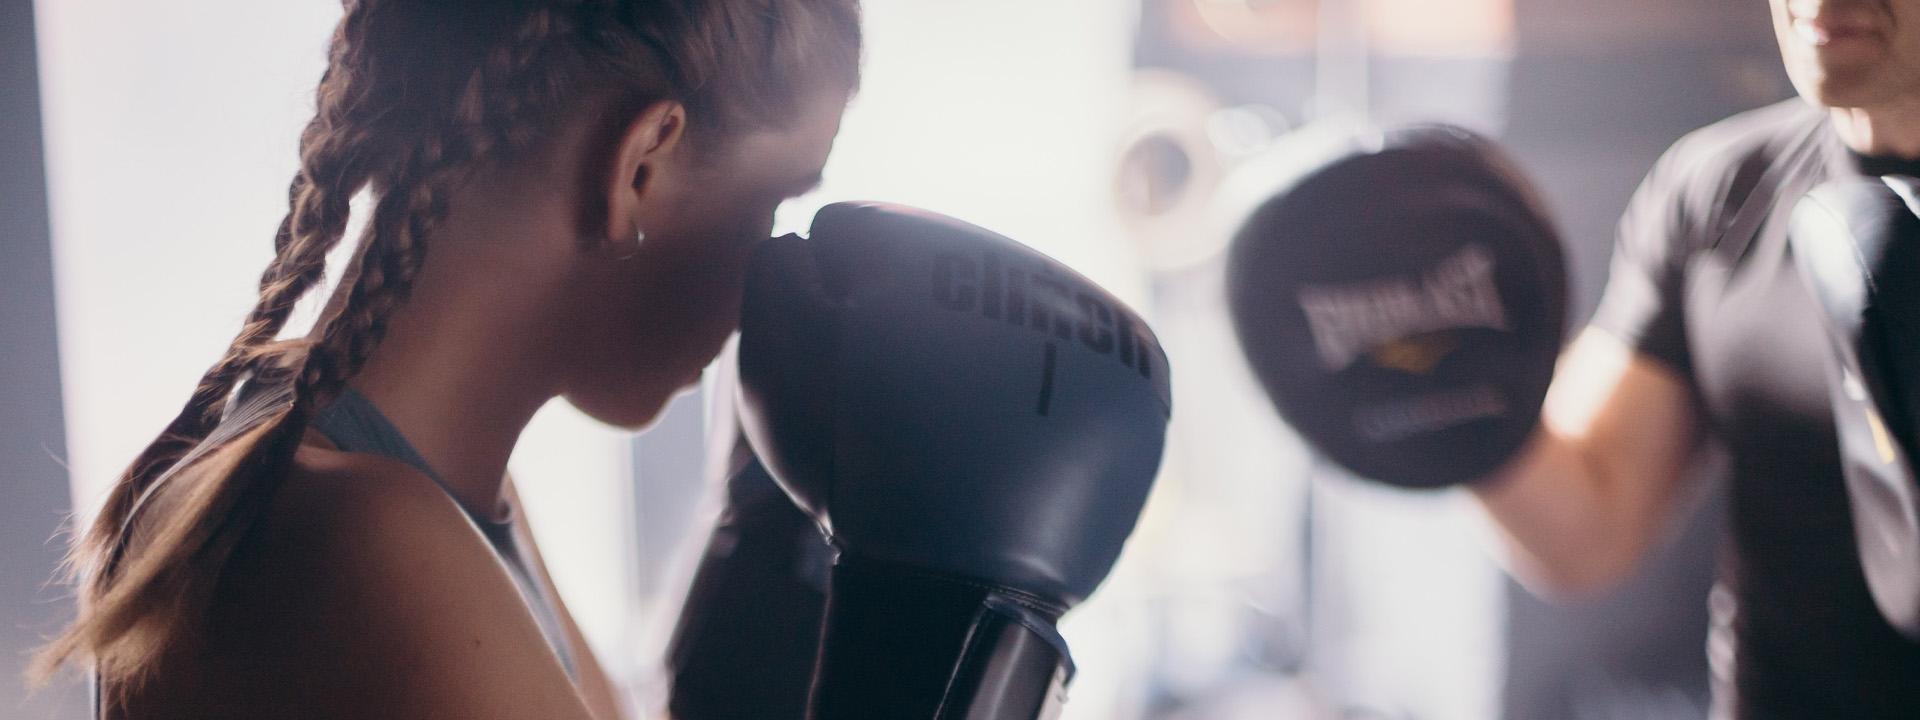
108;17;373;479
70;56;386;577
74;147;458;685
37;2;395;681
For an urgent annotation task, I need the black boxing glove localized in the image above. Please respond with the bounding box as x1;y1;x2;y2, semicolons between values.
1225;124;1567;488
663;430;831;720
1788;175;1920;638
737;202;1173;720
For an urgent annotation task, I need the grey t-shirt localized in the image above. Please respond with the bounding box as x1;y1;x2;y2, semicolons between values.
1591;98;1920;718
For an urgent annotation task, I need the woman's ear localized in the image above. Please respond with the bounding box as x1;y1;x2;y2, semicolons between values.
602;100;687;250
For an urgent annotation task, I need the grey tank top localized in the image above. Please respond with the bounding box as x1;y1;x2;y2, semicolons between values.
309;388;579;679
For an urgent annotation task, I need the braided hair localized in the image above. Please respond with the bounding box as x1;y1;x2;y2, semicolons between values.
35;0;860;693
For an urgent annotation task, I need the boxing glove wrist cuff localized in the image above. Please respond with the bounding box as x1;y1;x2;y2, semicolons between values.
808;556;1073;720
665;461;831;720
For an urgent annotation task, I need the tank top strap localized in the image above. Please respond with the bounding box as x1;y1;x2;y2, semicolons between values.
310;388;578;679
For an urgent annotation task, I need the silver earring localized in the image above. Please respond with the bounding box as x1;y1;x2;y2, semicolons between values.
619;226;646;261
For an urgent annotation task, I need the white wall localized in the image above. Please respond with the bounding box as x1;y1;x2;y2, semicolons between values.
779;0;1146;306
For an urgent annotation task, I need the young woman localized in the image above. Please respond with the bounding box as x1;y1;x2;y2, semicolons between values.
34;1;860;717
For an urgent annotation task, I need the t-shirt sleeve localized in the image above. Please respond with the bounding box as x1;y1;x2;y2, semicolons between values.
1587;140;1703;378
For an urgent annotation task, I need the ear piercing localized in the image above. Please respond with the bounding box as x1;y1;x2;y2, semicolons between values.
620;225;646;261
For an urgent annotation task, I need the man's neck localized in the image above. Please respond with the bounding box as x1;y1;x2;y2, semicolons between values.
1830;95;1920;159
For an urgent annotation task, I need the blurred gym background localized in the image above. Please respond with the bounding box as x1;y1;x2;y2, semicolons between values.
1;1;1788;718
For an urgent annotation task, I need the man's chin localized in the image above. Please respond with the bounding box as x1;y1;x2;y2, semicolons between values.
1791;66;1883;109
1786;48;1910;108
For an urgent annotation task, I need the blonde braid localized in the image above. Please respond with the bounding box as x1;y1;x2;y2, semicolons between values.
75;57;389;568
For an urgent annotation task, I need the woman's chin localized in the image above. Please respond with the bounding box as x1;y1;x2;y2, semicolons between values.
565;387;675;433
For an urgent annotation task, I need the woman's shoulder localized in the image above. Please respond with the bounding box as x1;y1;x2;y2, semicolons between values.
173;440;593;718
120;433;474;577
273;439;469;542
231;438;496;603
213;438;494;625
